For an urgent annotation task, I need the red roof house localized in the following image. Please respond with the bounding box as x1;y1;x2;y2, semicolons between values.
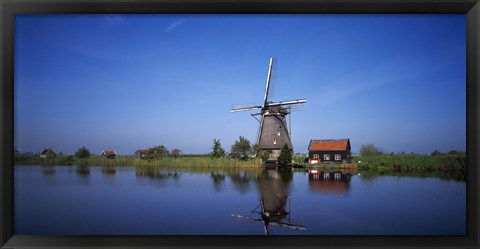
307;139;351;164
100;150;117;159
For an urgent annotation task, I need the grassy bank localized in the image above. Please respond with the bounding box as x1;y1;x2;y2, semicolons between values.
355;154;466;171
292;154;466;180
14;155;263;168
354;154;466;180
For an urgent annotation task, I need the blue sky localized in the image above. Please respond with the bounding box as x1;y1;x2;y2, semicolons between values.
14;14;466;155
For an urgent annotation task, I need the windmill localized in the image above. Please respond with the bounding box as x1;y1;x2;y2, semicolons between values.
231;58;306;164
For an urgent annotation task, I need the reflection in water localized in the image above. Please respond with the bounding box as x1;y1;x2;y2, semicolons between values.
76;167;90;178
210;171;226;192
135;167;180;180
232;169;306;235
307;169;352;196
15;165;466;235
41;168;56;176
101;167;116;176
229;171;253;194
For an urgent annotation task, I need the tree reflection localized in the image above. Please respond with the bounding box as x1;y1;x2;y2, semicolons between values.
101;167;116;176
232;169;305;235
135;167;180;181
41;167;56;176
229;171;253;194
76;167;90;178
210;171;226;192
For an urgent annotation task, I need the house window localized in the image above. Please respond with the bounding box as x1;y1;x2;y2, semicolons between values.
335;154;341;160
334;173;342;180
324;154;330;160
313;154;319;159
323;172;330;180
277;130;281;136
273;139;277;145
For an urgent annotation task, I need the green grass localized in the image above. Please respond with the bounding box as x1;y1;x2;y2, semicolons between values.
354;154;466;180
355;154;465;170
14;155;263;168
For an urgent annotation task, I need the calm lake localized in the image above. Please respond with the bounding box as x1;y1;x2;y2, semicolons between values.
14;165;466;235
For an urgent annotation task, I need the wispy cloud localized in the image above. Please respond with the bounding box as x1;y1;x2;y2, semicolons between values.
165;19;187;32
104;15;124;28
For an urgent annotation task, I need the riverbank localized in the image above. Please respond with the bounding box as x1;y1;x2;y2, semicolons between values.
14;155;263;168
293;154;466;180
355;154;465;170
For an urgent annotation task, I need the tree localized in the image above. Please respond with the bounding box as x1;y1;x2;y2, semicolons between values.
231;136;252;160
170;148;182;158
146;145;169;159
431;150;443;156
278;143;292;168
448;150;459;155
359;143;383;156
252;143;260;157
75;146;90;159
211;139;225;158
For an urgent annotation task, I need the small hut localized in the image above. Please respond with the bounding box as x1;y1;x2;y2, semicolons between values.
100;150;117;159
135;149;149;159
39;148;56;159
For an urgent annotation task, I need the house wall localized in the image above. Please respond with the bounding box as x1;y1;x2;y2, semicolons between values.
308;150;350;163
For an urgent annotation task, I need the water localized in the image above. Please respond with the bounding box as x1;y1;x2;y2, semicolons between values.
14;165;466;235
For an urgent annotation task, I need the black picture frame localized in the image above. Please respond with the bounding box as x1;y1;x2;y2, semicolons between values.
1;0;479;248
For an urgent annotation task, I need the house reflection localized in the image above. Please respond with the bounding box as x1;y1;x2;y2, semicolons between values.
232;169;305;235
307;169;352;196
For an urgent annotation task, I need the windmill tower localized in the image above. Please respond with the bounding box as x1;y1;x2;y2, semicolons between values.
231;58;306;164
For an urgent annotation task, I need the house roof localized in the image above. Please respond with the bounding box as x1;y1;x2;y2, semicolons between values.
308;139;350;151
101;150;117;156
40;148;55;155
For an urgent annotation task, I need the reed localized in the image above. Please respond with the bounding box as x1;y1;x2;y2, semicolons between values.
14;155;263;168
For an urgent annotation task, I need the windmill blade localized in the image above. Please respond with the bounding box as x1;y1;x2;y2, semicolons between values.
267;99;306;107
256;114;265;149
262;58;275;108
231;103;262;113
231;214;306;231
268;221;306;231
282;103;305;112
267;57;278;102
231;213;263;222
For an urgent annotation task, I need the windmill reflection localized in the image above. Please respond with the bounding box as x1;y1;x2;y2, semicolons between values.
232;169;306;235
307;169;353;196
